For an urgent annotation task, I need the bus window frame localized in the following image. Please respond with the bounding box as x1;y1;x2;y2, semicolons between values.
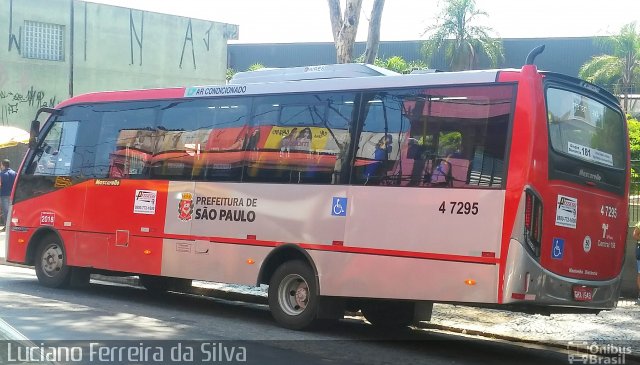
544;80;627;196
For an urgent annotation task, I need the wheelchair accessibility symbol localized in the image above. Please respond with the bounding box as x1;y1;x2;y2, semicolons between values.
332;197;347;216
551;238;564;260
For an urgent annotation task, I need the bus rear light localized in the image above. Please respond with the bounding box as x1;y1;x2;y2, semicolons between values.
524;193;533;230
524;189;543;257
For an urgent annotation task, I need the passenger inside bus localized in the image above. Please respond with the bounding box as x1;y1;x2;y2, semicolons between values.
363;134;393;185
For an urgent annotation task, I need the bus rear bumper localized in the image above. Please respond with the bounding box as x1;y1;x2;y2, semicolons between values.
503;239;622;310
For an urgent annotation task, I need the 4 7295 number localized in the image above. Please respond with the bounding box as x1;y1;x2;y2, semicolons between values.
439;201;479;215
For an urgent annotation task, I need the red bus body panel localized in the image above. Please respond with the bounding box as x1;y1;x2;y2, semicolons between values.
498;67;628;291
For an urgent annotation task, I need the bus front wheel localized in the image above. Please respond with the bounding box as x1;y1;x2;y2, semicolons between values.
268;260;318;330
34;234;72;289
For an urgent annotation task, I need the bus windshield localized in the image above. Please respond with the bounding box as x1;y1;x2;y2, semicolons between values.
546;88;625;169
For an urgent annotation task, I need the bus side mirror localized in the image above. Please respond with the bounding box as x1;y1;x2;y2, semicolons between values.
29;107;60;149
29;119;40;149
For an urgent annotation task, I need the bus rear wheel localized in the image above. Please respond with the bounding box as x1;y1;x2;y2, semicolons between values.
34;234;71;289
361;301;415;329
268;260;318;330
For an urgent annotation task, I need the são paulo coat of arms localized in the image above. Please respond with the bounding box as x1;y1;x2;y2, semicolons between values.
178;192;194;221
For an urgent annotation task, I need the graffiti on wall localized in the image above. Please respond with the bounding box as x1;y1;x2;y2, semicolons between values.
123;10;221;71
130;9;144;66
0;87;58;126
7;0;21;54
203;23;213;52
180;19;196;70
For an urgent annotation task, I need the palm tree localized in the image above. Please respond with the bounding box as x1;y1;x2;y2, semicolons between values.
421;0;503;71
579;22;640;113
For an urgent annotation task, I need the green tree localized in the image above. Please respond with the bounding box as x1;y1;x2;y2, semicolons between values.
578;22;640;114
407;59;428;72
355;54;405;72
354;54;426;74
226;68;236;82
247;63;266;71
628;116;640;193
328;0;386;63
421;0;503;71
629;115;640;160
383;56;408;73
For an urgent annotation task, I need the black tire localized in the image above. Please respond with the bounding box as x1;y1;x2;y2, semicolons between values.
268;260;318;330
361;301;415;329
34;234;71;289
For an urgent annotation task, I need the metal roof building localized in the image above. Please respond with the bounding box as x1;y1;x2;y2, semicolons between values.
228;37;606;77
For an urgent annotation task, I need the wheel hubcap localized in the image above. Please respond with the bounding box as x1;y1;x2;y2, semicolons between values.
278;274;309;316
41;244;64;278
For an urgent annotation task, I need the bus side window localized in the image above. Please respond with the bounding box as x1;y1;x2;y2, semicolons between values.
200;98;250;182
32;121;79;177
244;93;353;185
354;96;406;186
93;103;158;179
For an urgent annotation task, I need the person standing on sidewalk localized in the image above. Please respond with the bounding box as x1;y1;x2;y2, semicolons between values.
0;159;17;232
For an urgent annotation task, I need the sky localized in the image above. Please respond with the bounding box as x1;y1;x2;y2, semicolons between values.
83;0;640;43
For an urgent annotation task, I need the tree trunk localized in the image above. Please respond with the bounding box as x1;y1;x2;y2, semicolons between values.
328;0;363;63
363;0;385;64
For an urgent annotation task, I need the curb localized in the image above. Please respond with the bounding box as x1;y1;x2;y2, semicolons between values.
415;321;640;361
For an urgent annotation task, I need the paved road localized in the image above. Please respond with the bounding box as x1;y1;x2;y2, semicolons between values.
0;263;583;365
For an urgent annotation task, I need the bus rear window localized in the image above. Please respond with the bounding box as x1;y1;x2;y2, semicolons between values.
546;88;625;169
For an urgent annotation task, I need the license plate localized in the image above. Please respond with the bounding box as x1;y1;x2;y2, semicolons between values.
573;285;593;302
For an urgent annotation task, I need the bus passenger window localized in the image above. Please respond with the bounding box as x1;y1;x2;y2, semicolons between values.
92;103;158;179
354;85;513;188
353;93;407;186
244;93;353;184
200;99;251;182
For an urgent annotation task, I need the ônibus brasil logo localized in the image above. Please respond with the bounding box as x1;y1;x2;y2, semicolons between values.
178;192;194;221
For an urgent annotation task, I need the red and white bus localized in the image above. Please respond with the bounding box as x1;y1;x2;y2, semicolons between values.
5;48;629;330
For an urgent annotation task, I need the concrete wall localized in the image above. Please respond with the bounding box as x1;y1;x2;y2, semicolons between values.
0;0;68;131
0;0;236;130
